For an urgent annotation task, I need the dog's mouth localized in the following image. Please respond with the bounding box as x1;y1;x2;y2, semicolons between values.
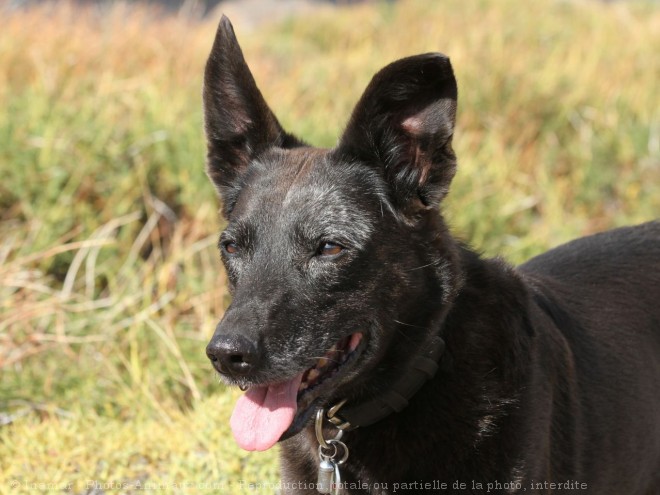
298;332;363;397
229;332;365;451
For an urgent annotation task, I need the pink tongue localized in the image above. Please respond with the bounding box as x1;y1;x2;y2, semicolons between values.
230;373;304;451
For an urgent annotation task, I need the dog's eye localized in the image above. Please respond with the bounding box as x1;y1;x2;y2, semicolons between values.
318;242;344;257
223;241;239;255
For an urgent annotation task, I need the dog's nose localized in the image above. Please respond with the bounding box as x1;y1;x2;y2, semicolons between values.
206;334;260;376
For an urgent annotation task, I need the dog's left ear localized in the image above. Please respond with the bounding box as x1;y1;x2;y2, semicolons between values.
335;53;457;211
203;16;301;216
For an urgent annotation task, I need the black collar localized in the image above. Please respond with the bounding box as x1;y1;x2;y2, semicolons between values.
326;335;446;430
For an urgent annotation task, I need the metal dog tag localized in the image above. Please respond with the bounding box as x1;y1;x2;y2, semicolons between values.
315;408;349;495
317;458;335;494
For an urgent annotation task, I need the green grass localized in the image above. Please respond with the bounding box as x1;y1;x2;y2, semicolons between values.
0;0;658;493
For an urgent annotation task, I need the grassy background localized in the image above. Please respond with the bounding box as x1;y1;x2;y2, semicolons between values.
0;0;658;493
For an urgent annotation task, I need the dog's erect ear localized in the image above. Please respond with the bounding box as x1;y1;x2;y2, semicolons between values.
336;53;457;210
203;16;301;215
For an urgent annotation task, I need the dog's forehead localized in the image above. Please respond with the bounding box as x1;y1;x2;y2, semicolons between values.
239;148;359;209
231;147;383;241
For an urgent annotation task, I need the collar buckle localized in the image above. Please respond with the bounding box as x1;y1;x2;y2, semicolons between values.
326;398;353;430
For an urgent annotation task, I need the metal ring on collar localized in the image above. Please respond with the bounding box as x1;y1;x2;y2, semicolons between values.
326;439;349;465
318;442;338;461
315;408;344;449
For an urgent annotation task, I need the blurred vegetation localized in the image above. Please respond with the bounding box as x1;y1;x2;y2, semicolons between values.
0;0;658;493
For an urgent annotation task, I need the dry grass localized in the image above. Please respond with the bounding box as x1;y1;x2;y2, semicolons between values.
0;0;658;493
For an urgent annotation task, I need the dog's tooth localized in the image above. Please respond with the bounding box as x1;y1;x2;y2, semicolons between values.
317;357;328;368
307;368;321;382
299;381;308;391
348;333;363;352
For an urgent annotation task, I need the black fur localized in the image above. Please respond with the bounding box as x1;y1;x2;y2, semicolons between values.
203;16;660;494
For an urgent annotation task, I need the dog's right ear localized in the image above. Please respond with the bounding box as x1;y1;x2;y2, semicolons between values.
203;16;301;216
335;53;458;214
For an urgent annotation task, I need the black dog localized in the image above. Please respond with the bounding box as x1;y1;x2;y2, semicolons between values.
203;16;660;495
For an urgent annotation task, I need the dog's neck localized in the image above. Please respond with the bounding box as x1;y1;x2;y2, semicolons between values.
323;333;446;430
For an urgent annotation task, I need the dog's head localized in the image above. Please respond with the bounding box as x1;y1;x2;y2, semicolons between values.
204;16;460;451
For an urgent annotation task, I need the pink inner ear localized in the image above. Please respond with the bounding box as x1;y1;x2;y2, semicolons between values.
402;115;424;136
400;115;433;188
